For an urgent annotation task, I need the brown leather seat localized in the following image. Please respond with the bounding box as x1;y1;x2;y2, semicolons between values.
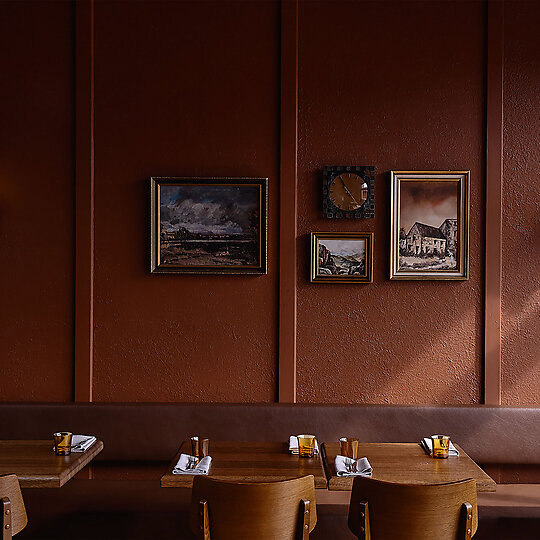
0;403;538;465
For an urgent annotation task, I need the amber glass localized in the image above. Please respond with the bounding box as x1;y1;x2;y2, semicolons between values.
53;432;72;456
191;437;200;457
431;435;450;459
200;438;209;457
297;435;316;458
191;437;209;458
339;437;359;459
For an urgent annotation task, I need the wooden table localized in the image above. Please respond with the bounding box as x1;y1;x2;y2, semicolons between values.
161;441;327;489
322;442;496;492
0;440;104;488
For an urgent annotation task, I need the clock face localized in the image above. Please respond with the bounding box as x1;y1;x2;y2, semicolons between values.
329;173;368;211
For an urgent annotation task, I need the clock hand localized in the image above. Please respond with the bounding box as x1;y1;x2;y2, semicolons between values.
340;177;361;207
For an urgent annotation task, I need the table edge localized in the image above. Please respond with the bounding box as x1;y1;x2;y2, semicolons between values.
160;441;328;489
16;440;104;488
321;441;497;492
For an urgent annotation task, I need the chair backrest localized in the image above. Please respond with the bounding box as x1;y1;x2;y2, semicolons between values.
348;476;477;540
190;475;316;540
0;475;27;537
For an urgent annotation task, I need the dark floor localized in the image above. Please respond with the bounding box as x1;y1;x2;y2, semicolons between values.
17;480;540;540
475;507;540;540
18;509;540;540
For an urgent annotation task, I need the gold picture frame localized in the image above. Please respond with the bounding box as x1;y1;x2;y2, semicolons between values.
150;177;268;274
390;171;470;280
310;232;373;283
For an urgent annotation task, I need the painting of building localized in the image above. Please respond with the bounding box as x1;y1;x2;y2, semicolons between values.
439;218;458;255
405;222;447;256
391;175;469;276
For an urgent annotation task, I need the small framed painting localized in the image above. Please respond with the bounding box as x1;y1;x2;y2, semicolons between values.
150;177;268;274
310;232;373;283
390;171;470;280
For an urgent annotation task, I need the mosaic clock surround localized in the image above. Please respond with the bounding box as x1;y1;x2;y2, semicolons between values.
323;165;375;219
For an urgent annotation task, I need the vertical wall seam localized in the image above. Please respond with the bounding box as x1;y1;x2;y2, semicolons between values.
485;0;504;406
278;0;299;403
74;0;95;402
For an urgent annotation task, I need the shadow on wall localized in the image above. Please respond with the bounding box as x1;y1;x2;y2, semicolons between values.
501;219;540;404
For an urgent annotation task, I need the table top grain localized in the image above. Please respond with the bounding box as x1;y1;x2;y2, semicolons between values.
0;440;104;488
322;442;496;492
161;441;327;488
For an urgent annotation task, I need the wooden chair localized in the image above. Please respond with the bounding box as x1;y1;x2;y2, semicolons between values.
190;475;316;540
348;476;477;540
0;475;27;539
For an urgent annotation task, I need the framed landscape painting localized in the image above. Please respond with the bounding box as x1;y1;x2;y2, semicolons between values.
390;171;469;280
151;177;268;274
310;232;373;283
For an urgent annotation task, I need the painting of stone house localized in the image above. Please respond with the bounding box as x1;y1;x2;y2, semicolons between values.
439;218;458;255
405;222;447;256
390;172;469;279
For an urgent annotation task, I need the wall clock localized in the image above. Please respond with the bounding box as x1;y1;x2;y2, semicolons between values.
323;165;375;218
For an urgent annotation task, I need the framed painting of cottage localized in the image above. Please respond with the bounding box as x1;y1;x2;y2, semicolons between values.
310;232;373;283
150;177;268;274
390;171;469;280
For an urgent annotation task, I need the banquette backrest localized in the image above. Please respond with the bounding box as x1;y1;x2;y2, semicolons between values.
1;404;538;465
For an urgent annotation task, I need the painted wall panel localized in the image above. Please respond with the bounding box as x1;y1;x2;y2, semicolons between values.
92;0;280;401
296;0;485;403
501;1;540;405
0;1;74;400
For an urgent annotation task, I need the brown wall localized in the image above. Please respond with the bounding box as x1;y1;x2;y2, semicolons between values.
0;0;538;404
501;1;540;405
91;0;280;401
297;0;485;403
0;1;74;400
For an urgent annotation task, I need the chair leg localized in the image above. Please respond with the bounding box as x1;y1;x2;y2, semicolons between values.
357;501;371;540
199;500;210;540
299;499;311;540
460;502;473;540
2;497;12;540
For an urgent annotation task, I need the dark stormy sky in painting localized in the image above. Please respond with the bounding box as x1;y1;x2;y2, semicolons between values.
159;184;259;235
399;180;458;232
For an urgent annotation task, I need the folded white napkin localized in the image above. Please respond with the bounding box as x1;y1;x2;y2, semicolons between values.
420;437;460;456
172;454;212;475
335;455;373;477
289;436;319;455
71;435;97;453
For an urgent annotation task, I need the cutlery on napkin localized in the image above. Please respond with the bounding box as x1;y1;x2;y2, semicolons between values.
172;454;212;475
71;435;97;452
288;436;320;455
420;437;460;456
335;455;372;477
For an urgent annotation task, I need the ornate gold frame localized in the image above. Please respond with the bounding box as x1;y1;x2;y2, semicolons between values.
310;232;373;283
389;171;470;280
150;177;268;274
